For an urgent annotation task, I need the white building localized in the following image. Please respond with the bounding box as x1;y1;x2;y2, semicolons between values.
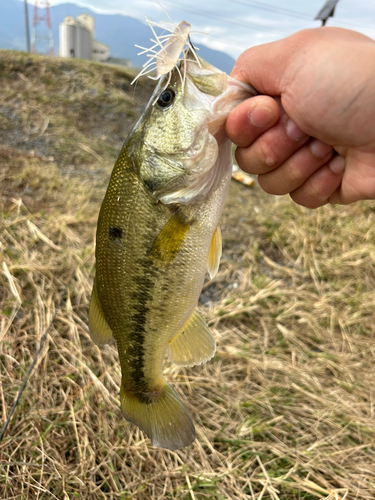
59;14;110;62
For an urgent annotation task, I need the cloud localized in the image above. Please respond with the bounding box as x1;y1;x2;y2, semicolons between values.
34;0;375;59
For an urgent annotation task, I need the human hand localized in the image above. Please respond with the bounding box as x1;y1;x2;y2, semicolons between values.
225;27;375;207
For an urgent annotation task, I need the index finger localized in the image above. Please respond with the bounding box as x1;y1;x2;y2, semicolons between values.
225;95;280;147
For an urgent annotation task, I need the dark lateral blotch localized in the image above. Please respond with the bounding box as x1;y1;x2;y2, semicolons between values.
109;226;123;241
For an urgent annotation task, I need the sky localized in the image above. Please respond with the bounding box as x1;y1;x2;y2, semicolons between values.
30;0;375;59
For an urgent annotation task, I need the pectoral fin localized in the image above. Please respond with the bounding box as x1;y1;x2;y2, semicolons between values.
167;309;216;367
88;281;114;345
207;225;222;279
150;211;191;264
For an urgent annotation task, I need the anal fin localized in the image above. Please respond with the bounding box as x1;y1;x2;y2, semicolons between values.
167;309;216;367
88;281;114;345
207;225;222;279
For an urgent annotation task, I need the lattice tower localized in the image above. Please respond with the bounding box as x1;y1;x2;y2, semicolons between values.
31;0;54;55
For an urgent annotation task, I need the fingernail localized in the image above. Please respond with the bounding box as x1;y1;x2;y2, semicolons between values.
310;139;333;158
286;118;307;141
329;155;346;174
249;106;273;127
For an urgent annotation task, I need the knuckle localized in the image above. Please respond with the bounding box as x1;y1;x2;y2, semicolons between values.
288;162;307;185
256;140;279;170
305;175;327;201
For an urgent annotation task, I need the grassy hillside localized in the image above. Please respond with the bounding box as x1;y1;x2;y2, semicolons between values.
1;51;375;500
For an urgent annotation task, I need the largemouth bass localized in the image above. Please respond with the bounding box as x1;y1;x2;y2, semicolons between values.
89;50;256;450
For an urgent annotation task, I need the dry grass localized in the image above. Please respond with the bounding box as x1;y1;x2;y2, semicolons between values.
1;50;375;500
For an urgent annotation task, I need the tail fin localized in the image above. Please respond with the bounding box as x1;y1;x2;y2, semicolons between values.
120;383;195;450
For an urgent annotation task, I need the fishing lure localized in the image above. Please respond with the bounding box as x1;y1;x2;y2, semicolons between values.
131;16;201;94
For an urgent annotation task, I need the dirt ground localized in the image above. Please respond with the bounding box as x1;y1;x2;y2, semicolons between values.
1;51;375;500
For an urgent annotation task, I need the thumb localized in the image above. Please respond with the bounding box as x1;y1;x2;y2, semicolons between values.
230;29;319;96
230;38;293;96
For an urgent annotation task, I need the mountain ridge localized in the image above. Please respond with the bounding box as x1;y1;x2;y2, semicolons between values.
0;0;236;73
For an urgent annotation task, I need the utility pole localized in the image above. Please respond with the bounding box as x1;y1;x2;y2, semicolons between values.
31;0;54;55
315;0;340;26
24;0;31;52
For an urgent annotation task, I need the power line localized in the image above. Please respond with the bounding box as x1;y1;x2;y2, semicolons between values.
329;20;375;36
161;0;375;38
163;1;285;36
225;0;375;36
225;0;312;21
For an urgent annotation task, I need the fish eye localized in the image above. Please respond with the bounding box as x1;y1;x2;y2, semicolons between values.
157;89;175;109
